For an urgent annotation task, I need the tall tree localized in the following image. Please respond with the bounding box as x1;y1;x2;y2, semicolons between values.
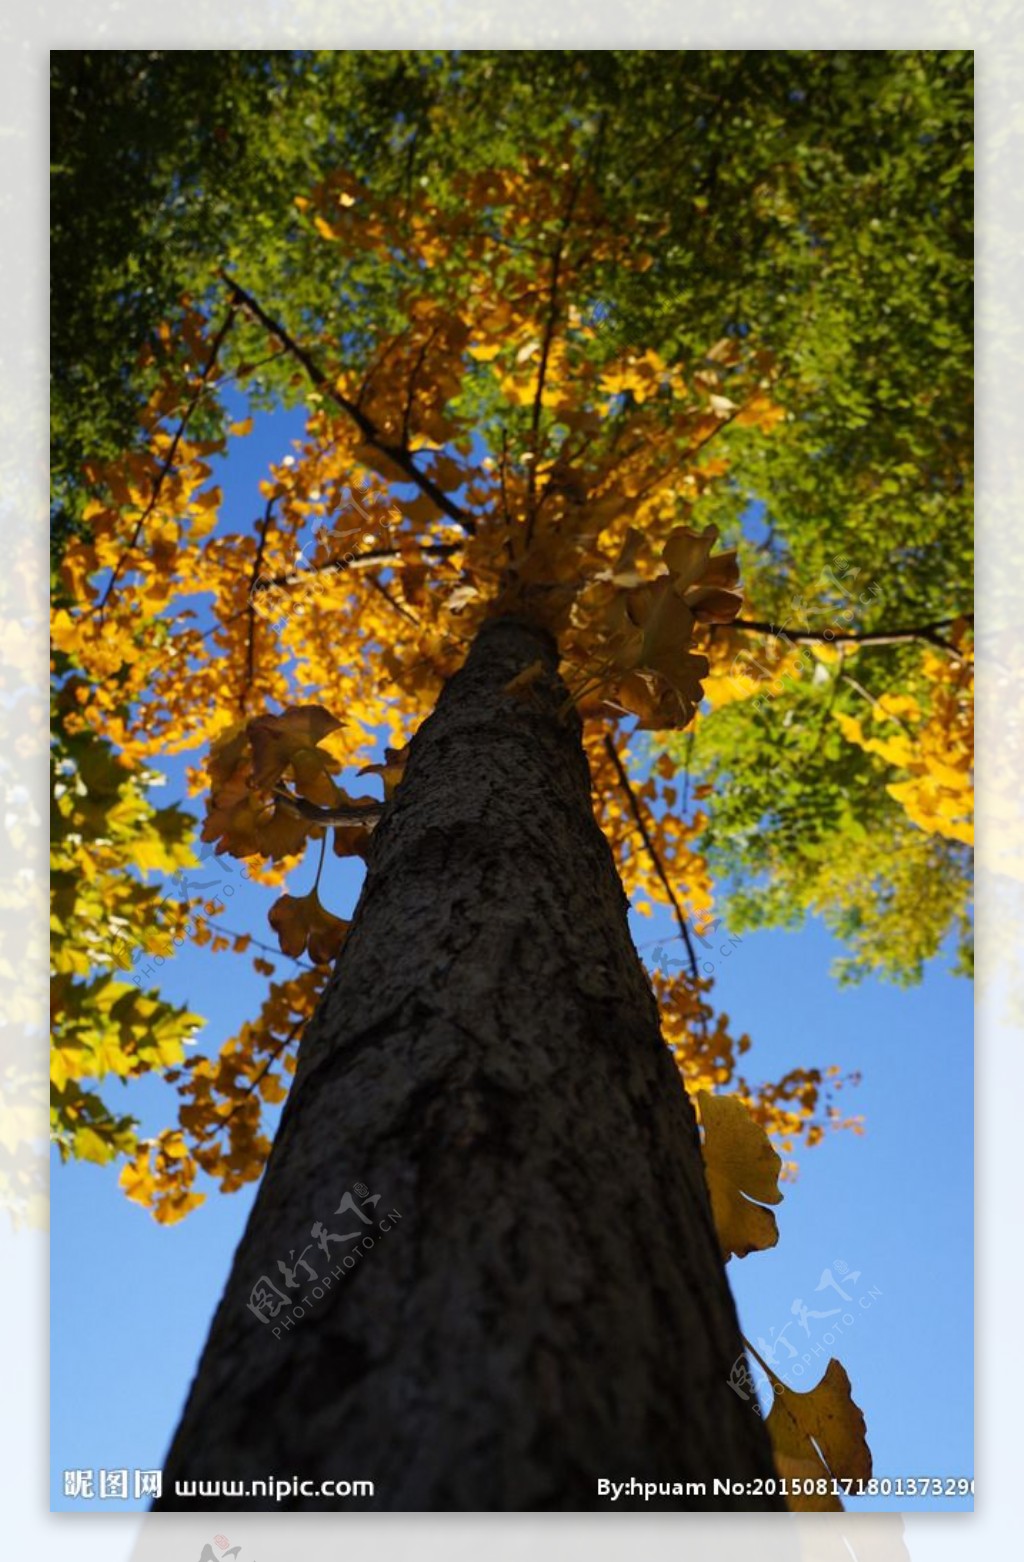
156;615;781;1510
50;49;969;1510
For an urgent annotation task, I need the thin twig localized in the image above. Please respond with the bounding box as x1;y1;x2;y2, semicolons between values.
602;734;705;1004
201;919;315;969
366;571;420;627
241;497;276;712
251;538;462;592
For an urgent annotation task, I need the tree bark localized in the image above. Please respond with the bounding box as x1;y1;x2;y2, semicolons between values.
156;614;783;1512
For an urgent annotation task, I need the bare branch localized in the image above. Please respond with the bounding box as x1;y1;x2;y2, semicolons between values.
731;614;973;654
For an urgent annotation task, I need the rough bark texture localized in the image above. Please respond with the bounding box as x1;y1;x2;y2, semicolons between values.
157;615;783;1512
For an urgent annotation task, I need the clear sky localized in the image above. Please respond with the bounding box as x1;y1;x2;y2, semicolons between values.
51;397;973;1515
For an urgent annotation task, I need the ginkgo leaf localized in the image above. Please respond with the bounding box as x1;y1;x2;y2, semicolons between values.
637;581;699;682
268;889;350;964
759;1355;872;1511
398;491;444;525
357;745;408;799
258;1072;289;1105
193;485;222;512
201;775;311;862
74;1126;119;1164
696;1090;783;1260
605;581;708;729
596;525;647;587
153;1192;207;1225
248;705;342;796
430;453;465;491
662;525;742;620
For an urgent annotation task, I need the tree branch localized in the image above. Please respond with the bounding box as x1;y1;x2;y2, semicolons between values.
602;734;706;1008
731;614;973;654
241;496;276;711
365;571;420;627
525;156;591;544
220;273;475;537
252;539;462;593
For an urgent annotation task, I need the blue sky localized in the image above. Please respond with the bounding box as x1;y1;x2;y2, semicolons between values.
51;396;974;1515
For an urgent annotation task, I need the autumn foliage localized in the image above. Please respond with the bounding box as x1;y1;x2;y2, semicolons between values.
51;153;873;1220
51;67;972;1504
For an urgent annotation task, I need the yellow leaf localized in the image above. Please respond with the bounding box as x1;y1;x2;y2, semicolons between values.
119;1153;155;1207
51;609;81;657
258;1072;289;1104
74;1127;114;1164
50;1043;84;1092
88;1035;136;1080
875;693;920;721
759;1355;872;1511
696;1091;782;1260
832;711;865;746
153;1191;206;1224
357;745;408;800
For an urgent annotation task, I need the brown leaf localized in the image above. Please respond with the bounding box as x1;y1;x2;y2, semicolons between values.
248;705;342;802
268;889;350;965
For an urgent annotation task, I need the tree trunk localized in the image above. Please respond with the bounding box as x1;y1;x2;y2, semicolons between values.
156;614;782;1512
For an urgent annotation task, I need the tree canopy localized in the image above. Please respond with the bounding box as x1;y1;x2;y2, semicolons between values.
50;50;970;1249
50;49;972;1203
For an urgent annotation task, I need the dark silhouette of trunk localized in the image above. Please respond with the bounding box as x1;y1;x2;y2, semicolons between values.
155;614;782;1512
